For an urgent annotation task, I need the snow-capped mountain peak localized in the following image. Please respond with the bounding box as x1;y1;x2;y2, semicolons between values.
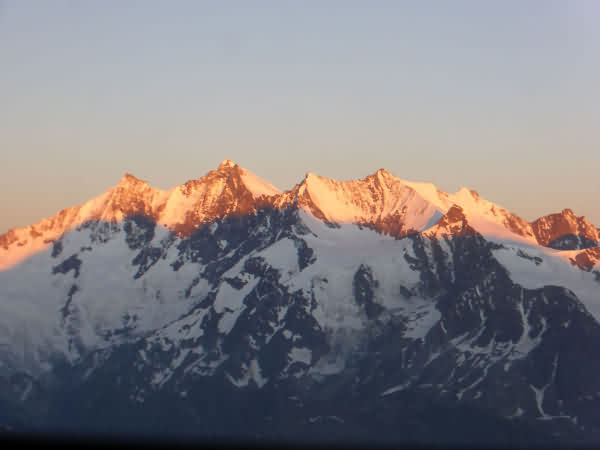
212;159;281;198
135;161;280;234
273;169;445;235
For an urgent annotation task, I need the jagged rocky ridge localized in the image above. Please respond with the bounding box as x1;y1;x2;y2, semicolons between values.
0;160;599;446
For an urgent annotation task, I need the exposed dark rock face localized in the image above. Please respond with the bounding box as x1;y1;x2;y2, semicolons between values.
517;249;543;265
132;247;163;279
294;238;316;271
123;215;155;250
50;239;63;258
52;254;82;278
548;234;598;251
353;264;382;319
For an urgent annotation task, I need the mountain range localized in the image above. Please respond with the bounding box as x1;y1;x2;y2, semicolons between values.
1;159;599;446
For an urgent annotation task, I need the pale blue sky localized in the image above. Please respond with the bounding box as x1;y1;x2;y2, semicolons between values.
1;0;599;233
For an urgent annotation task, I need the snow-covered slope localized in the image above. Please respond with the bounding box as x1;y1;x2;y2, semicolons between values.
400;180;537;244
0;222;199;374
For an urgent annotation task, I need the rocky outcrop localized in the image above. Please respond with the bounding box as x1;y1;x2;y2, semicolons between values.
531;209;599;250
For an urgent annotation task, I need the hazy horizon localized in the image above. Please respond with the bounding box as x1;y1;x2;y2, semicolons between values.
2;0;599;233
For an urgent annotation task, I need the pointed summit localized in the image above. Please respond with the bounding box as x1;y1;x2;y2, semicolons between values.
117;172;148;189
217;159;237;171
374;168;392;177
120;172;139;182
372;168;396;188
154;160;281;234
